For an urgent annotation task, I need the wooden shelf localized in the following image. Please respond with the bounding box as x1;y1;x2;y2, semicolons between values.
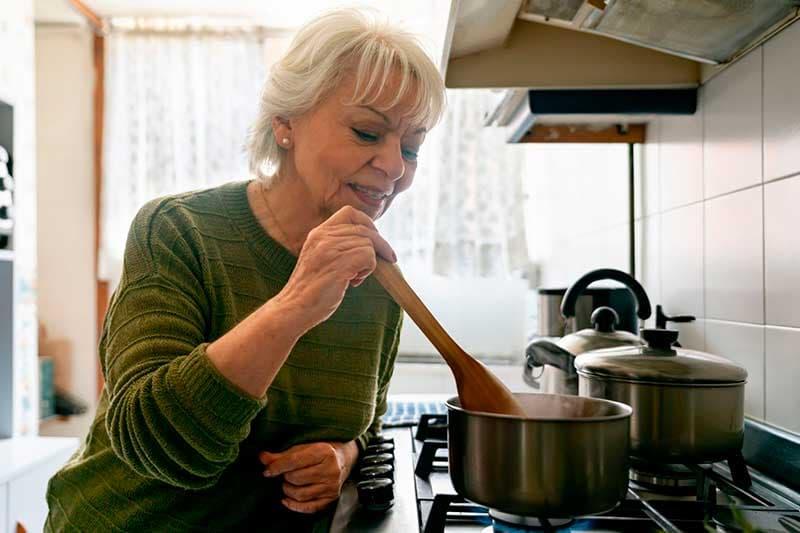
0;249;13;262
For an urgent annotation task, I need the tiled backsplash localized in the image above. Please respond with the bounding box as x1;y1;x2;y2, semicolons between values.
637;20;800;434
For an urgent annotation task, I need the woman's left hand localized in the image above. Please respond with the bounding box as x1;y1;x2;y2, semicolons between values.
259;441;360;514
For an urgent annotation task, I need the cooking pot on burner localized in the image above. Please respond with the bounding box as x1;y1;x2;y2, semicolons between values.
575;328;747;463
445;393;632;519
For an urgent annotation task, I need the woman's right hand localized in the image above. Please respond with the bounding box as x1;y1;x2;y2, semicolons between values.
274;205;396;333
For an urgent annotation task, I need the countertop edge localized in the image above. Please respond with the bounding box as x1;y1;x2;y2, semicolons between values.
0;436;80;484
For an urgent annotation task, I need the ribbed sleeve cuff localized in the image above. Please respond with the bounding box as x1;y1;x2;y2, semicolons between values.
356;433;370;454
173;343;268;431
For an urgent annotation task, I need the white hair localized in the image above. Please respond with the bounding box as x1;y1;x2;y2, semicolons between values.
247;8;446;184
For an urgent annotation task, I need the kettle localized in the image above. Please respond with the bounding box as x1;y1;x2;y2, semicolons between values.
524;268;652;395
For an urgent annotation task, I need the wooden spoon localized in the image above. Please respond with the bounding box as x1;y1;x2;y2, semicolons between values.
373;259;526;417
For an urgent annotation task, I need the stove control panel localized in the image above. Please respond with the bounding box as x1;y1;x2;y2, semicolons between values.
356;435;395;512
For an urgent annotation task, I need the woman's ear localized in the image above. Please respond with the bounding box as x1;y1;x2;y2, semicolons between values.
271;116;293;149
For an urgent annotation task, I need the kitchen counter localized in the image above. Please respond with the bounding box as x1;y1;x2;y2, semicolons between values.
0;436;78;484
0;436;79;533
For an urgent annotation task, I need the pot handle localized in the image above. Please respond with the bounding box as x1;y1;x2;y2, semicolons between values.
522;358;543;389
526;340;576;373
561;268;652;321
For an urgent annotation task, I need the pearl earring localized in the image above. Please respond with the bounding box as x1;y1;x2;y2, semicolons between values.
281;137;290;145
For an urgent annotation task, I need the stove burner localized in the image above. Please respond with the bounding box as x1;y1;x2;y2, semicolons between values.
488;510;573;530
711;507;800;533
629;461;697;494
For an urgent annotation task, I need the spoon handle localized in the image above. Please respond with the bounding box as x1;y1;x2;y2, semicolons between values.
372;259;464;367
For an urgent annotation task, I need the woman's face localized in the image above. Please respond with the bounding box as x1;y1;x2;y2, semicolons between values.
282;71;426;220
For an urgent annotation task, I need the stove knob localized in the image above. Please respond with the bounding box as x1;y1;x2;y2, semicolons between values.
359;464;394;481
365;442;395;455
361;452;393;467
368;435;395;446
357;478;394;512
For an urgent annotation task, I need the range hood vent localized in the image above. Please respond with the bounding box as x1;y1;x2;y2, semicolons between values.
488;88;696;143
519;0;800;64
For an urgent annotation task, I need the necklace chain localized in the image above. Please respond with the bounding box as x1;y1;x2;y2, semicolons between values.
258;181;297;253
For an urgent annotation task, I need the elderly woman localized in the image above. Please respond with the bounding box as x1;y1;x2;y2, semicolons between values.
45;9;444;532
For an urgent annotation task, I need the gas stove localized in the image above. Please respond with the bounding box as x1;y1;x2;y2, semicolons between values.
331;414;800;532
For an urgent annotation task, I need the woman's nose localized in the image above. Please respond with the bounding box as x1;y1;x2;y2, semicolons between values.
371;140;405;181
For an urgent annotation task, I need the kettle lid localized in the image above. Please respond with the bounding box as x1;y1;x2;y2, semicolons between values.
574;328;748;385
554;306;644;356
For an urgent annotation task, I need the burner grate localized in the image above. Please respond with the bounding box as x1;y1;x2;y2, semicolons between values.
409;417;800;532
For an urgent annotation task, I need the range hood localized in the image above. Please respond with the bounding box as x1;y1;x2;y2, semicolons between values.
444;0;800;89
518;0;800;65
486;87;696;142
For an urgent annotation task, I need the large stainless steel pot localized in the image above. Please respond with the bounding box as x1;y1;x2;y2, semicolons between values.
446;393;632;518
575;328;747;463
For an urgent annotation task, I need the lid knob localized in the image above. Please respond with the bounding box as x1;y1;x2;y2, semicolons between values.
591;306;619;333
641;328;679;350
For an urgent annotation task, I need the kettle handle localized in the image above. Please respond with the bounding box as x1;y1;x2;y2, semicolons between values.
561;268;652;321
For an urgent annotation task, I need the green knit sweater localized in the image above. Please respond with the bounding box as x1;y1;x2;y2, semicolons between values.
45;180;402;532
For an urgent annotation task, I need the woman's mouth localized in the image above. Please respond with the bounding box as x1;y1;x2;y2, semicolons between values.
347;183;390;208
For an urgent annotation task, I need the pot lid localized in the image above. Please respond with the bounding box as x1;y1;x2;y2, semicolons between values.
556;307;644;356
574;329;748;385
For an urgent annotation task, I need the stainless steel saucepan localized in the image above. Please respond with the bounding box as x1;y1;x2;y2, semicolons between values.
446;393;632;519
575;328;747;463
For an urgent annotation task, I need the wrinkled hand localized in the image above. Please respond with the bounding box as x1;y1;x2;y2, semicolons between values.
259;441;360;514
274;206;396;334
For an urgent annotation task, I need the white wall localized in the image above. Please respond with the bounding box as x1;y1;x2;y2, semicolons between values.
389;137;632;394
34;26;97;412
387;361;530;397
637;20;800;434
395;266;528;360
524;143;632;288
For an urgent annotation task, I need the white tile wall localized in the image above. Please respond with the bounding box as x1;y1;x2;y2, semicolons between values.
636;21;800;434
703;50;763;198
635;215;661;325
704;187;764;324
765;327;800;433
764;176;800;327
635;122;660;219
673;318;705;352
661;203;704;317
660;104;704;211
705;320;765;418
764;21;800;182
521;20;800;435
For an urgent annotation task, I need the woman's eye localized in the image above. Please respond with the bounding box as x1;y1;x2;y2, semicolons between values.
354;128;418;162
353;129;379;142
402;148;419;162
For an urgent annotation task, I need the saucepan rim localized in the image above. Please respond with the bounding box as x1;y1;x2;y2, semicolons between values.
445;392;633;422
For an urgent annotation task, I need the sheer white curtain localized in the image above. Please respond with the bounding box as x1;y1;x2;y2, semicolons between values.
377;89;529;278
100;30;528;286
100;29;266;287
